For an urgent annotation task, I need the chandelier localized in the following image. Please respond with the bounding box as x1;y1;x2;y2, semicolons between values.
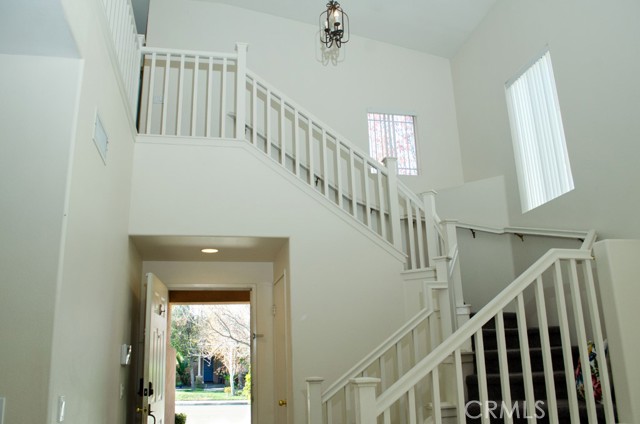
320;1;350;48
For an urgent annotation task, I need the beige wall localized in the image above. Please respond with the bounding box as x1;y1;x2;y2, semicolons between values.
451;0;640;239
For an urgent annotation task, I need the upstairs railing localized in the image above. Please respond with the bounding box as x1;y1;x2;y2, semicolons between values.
99;0;142;120
346;237;616;424
136;43;452;275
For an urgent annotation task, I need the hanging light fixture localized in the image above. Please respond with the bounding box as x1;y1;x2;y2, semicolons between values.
320;1;349;48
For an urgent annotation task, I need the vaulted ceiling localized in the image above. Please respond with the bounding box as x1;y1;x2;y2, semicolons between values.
132;0;497;58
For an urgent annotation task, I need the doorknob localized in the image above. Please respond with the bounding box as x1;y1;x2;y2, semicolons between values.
278;399;287;406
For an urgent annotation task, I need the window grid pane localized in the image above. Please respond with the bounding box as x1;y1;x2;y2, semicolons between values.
506;51;574;212
367;113;418;176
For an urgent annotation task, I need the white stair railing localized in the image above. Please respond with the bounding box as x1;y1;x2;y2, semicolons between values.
353;242;616;424
138;46;241;138
137;44;443;272
308;281;452;424
99;0;142;120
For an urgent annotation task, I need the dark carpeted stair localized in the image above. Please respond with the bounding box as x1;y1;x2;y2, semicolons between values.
465;312;609;423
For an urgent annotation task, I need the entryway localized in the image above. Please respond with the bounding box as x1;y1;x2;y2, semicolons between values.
133;235;291;424
169;291;253;424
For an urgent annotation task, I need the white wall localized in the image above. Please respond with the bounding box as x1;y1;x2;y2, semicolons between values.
451;0;640;239
0;53;82;424
594;240;640;423
46;0;142;423
129;139;409;423
141;260;276;424
436;176;510;229
145;0;464;194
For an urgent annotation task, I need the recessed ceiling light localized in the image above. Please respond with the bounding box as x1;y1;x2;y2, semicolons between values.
201;248;219;254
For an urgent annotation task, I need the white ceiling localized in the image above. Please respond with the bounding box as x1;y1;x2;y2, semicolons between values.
132;0;496;57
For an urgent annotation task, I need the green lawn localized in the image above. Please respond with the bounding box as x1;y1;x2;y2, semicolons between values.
175;388;247;401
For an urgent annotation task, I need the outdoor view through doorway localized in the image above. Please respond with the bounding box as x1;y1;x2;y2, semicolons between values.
170;301;251;424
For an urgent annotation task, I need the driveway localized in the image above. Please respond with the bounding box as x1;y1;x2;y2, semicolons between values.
175;401;251;424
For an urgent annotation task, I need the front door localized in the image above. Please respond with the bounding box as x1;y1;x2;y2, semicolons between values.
141;273;168;424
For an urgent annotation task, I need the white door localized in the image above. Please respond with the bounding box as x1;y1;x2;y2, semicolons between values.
273;273;289;424
141;273;168;424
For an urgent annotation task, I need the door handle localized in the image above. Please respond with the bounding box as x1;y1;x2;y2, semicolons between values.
278;399;287;407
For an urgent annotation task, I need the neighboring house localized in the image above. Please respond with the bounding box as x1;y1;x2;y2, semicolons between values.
1;1;639;424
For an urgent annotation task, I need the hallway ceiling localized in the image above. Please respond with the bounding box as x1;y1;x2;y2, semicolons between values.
131;235;287;262
132;0;497;57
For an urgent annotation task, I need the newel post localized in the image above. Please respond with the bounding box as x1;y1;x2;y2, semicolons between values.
421;190;439;265
351;377;381;424
433;256;455;339
442;219;464;310
383;157;403;251
234;42;249;139
306;377;324;424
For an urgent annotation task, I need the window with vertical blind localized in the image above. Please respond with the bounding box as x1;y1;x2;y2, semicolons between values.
506;50;574;212
367;112;418;175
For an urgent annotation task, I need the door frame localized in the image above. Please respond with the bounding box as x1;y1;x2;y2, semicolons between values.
273;272;292;424
165;284;258;424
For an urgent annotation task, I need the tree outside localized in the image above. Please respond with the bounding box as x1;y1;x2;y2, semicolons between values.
170;304;251;399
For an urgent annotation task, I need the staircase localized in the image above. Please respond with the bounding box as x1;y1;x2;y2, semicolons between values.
96;8;618;419
466;312;611;423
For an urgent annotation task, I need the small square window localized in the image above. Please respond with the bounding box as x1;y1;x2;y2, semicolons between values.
506;50;574;212
367;112;418;176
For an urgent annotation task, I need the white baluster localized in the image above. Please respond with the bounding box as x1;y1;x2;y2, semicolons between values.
191;55;199;136
405;197;416;269
308;119;315;186
474;329;489;424
321;129;328;196
382;157;402;252
454;349;466;424
266;89;271;155
161;53;170;135
377;170;388;240
551;261;581;422
581;259;616;422
144;52;156;134
568;259;598;423
516;294;536;421
280;100;286;166
415;204;426;269
363;160;372;229
534;277;559;424
421;190;439;265
205;56;213;137
250;78;257;143
335;139;343;209
349;149;357;216
221;57;228;138
495;311;514;424
234;42;248;139
294;112;300;176
176;54;185;135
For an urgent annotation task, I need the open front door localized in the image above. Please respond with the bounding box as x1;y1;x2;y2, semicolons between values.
140;273;168;424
